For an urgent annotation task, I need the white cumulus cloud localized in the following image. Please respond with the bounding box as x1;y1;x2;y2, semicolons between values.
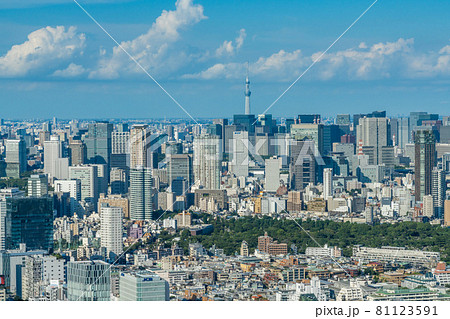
185;38;450;81
215;28;246;57
0;26;85;77
89;0;206;79
52;63;86;78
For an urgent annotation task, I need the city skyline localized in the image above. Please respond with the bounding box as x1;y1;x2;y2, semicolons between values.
0;0;449;119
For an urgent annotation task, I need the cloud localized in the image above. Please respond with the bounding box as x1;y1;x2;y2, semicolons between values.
185;38;450;81
89;0;206;79
0;26;85;77
185;49;306;80
52;63;86;78
215;29;246;57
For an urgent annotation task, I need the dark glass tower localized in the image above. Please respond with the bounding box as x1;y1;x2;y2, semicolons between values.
414;129;436;202
5;197;53;252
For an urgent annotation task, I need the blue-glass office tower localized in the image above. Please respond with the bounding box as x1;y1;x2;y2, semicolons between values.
83;121;113;177
5;197;53;252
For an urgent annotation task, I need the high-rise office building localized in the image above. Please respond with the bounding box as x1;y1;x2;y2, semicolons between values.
5;139;27;177
112;131;130;154
336;114;350;125
193;134;221;190
129;125;150;169
323;168;333;199
397;117;410;149
323;125;342;155
4;197;53;252
356;117;390;165
414;129;436;202
213;118;228;152
265;156;282;192
67;261;110;301
167;154;193;187
290;123;324;156
100;203;123;260
69;165;98;204
423;195;434;218
431;168;446;219
444;200;450;227
83;121;113;177
68;140;87;166
27;174;48;197
44;136;69;181
110;168;128;194
129;167;153;220
119;271;169;301
289;140;317;190
298;114;321;124
230;131;249;177
0;188;25;250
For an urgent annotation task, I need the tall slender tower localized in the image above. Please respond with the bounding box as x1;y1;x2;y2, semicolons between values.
244;69;251;115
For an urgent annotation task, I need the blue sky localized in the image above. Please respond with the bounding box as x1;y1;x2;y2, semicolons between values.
0;0;449;120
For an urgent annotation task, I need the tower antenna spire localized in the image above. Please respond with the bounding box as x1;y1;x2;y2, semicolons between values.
244;62;251;115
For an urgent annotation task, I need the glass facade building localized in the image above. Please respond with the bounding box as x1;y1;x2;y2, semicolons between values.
67;261;111;301
119;271;169;301
5;197;53;252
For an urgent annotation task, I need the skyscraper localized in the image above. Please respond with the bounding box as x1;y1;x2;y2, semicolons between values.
356;117;390;165
100;203;123;260
27;174;48;197
265;156;282;192
230;131;249;177
69;165;99;204
67;261;110;301
68;140;87;166
414;129;436;202
129;125;150;169
323;168;333;199
83;121;113;178
423;195;434;218
193;134;221;190
44;136;69;181
289;140;317;190
5;139;27;177
4;197;53;252
397;117;410;149
129;167;153;220
167;154;193;187
432;168;446;219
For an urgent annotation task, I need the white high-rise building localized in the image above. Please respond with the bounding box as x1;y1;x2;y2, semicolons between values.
265;156;282;192
44;136;69;180
130;125;150;169
423;195;434;218
193;134;221;190
432;168;445;219
54;180;81;201
54;179;82;215
356;117;389;165
130;167;153;220
69;165;98;203
230;131;249;177
27;174;48;197
112;131;130;154
5;139;27;174
100;203;123;260
323;168;333;199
